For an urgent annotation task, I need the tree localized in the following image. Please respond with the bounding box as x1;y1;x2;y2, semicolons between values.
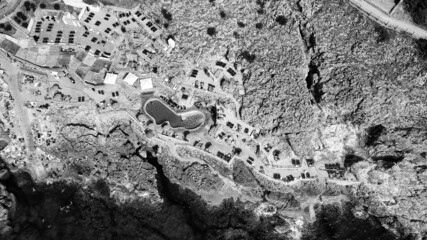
24;1;31;11
233;147;242;156
219;11;226;18
14;17;21;24
4;24;12;31
275;16;287;25
53;4;60;10
207;27;216;36
241;51;256;63
40;3;46;9
237;22;245;28
183;131;190;141
255;23;263;29
204;142;212;150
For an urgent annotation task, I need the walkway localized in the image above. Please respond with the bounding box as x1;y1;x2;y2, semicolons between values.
349;0;427;39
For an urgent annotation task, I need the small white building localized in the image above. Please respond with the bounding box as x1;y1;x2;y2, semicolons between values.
123;72;138;85
140;78;153;91
51;71;60;80
103;72;118;85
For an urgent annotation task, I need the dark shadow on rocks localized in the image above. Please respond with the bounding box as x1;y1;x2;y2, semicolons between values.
401;0;427;28
365;124;385;146
344;154;364;168
0;153;289;240
302;202;398;240
372;155;404;169
413;39;427;61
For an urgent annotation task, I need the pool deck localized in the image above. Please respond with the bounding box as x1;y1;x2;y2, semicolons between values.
143;98;205;130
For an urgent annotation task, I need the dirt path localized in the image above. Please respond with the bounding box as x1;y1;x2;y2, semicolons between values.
0;51;46;178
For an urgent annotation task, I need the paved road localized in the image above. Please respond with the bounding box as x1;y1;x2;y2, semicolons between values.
0;0;19;20
350;0;427;39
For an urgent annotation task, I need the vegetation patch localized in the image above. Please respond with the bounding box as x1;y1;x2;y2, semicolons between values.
0;22;16;35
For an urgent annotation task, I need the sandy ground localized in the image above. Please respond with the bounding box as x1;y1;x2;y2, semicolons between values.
0;51;46;178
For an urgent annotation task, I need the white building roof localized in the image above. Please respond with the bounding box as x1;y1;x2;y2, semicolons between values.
63;0;89;9
104;73;118;84
62;12;81;27
140;78;153;90
123;72;139;85
168;38;176;49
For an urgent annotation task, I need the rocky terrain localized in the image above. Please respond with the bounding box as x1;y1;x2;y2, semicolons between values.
0;0;426;239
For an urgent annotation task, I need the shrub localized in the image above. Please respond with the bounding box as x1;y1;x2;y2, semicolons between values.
255;23;263;29
275;15;287;25
237;21;245;27
219;11;226;18
161;8;172;21
241;51;256;63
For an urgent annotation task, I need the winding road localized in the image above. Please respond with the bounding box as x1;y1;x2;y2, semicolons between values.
349;0;427;39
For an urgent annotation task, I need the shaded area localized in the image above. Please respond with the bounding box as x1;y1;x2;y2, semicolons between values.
402;0;427;27
344;154;364;168
372;154;404;169
402;1;427;60
305;62;323;104
372;22;392;43
302;202;397;240
365;124;385;146
0;153;287;240
413;39;427;60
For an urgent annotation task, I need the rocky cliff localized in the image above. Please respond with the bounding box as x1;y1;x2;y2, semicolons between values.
0;0;426;239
